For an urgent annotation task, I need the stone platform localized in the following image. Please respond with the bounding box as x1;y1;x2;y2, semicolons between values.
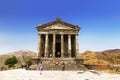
30;58;87;70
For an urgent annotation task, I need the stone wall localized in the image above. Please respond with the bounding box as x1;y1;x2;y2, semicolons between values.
84;64;117;70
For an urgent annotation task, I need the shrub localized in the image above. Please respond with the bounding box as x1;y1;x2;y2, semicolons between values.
4;56;17;68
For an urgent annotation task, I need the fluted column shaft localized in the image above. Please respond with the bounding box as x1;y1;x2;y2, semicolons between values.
61;34;64;58
75;34;79;57
45;34;48;57
53;34;56;58
38;34;41;58
68;35;71;57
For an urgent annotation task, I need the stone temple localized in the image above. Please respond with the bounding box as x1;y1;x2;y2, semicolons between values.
37;18;80;58
32;18;86;70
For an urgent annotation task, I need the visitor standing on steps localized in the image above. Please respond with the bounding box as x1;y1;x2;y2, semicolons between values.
62;62;65;71
39;62;43;75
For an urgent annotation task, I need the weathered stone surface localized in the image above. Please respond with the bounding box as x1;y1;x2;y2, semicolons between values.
31;58;87;70
33;18;84;70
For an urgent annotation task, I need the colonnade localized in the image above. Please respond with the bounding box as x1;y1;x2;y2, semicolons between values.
37;34;79;58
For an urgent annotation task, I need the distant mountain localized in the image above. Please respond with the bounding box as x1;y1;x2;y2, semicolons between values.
1;49;120;69
79;49;120;65
0;50;37;69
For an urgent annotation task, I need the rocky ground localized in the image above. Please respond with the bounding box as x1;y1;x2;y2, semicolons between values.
0;69;120;80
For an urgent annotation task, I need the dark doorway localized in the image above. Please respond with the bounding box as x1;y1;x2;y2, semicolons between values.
55;43;61;57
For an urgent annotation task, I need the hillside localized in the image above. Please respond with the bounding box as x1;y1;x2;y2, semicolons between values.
0;50;37;69
1;49;120;70
79;49;120;65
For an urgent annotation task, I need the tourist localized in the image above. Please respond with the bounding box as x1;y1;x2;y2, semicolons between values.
1;66;4;70
39;62;43;75
21;63;24;69
57;52;60;57
62;62;65;71
49;52;53;57
55;61;59;65
40;51;44;57
25;64;29;70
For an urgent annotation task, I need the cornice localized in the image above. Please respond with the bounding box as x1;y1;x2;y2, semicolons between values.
36;18;80;31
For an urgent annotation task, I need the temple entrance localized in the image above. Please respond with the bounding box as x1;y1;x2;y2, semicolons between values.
55;43;61;58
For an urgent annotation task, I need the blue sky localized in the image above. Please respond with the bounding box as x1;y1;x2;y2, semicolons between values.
0;0;120;54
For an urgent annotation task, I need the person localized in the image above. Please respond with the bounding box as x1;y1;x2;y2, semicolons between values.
57;52;60;57
39;62;43;75
1;66;4;70
40;51;44;57
21;63;24;69
25;64;29;70
49;53;52;57
55;61;59;65
62;62;65;71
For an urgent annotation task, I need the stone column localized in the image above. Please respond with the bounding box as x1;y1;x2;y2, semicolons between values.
75;34;79;58
45;34;48;57
53;34;56;58
37;34;41;58
61;34;64;58
68;35;71;57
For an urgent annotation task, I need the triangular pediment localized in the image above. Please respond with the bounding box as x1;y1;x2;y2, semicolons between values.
43;23;73;30
37;18;80;31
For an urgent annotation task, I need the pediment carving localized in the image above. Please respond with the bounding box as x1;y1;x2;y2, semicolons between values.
44;24;73;30
36;18;80;31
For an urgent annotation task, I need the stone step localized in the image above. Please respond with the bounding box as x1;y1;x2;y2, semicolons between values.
30;64;86;70
31;58;87;70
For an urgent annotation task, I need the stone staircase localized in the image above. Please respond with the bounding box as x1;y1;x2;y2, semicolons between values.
30;58;87;70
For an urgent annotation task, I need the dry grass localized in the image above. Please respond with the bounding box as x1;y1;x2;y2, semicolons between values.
99;70;118;74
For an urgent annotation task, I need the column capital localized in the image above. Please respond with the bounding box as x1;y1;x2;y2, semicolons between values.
53;34;56;36
75;34;79;36
61;34;64;35
46;33;49;35
68;34;71;37
60;33;64;35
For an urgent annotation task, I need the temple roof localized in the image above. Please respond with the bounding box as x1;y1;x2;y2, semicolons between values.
36;18;80;31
